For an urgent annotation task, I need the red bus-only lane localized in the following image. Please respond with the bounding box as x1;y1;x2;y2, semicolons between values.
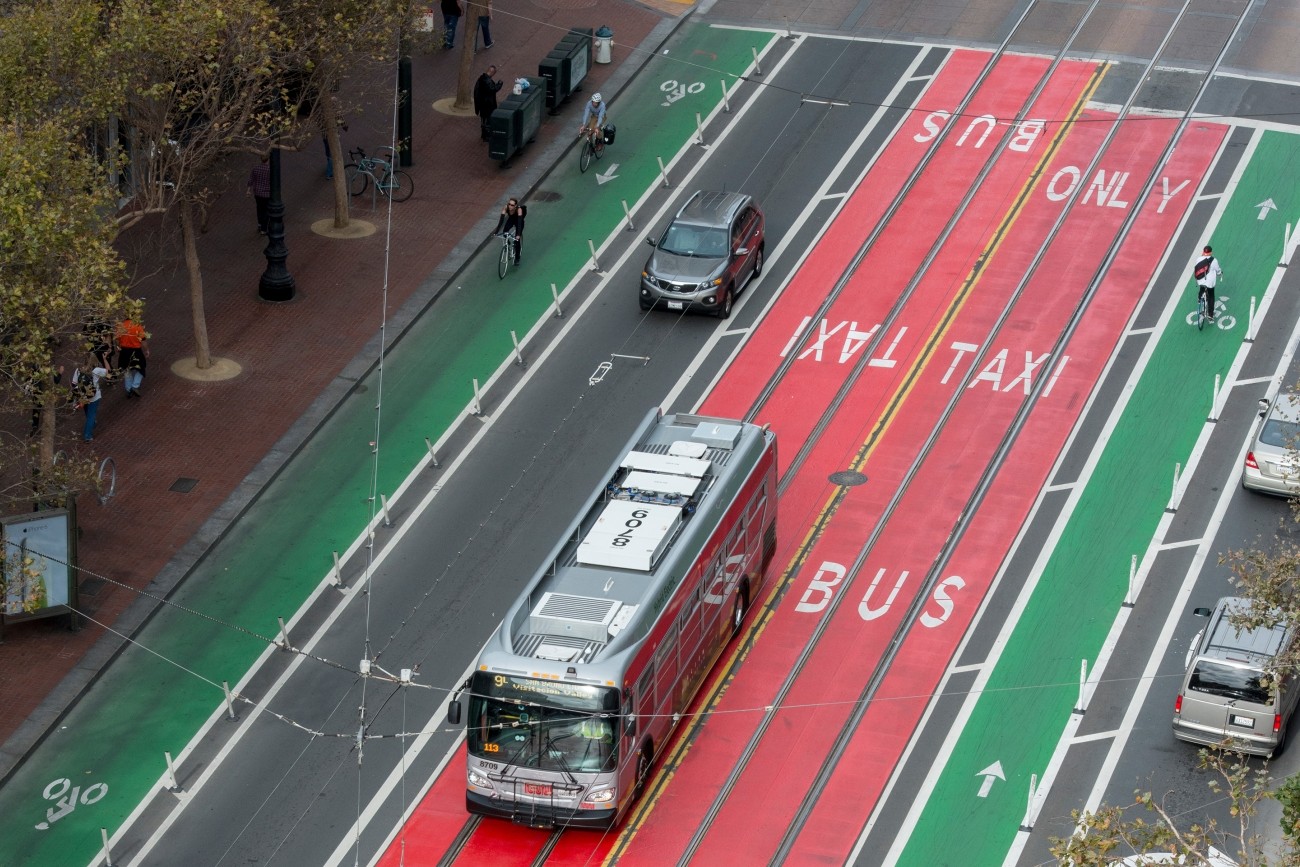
375;753;469;866
615;57;1102;866
780;115;1226;864
372;749;616;866
623;108;1223;864
713;52;1102;584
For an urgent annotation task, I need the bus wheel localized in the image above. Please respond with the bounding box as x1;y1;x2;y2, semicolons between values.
635;741;653;798
731;584;749;636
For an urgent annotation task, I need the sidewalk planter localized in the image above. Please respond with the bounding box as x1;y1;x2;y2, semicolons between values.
540;27;593;113
488;76;547;167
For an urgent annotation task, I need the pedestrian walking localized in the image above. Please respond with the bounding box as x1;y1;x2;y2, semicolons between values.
116;317;149;398
474;64;502;142
441;0;462;49
475;0;494;50
492;197;527;266
72;356;109;442
1193;244;1224;322
247;155;271;235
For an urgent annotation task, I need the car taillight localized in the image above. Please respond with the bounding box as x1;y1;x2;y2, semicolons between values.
1175;694;1183;715
1246;452;1259;470
1275;714;1282;733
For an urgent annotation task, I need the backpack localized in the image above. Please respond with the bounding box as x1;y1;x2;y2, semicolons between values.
72;369;97;405
1194;256;1212;281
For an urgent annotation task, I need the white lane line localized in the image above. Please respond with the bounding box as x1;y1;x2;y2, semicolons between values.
1157;538;1202;551
1044;481;1076;492
821;191;848;201
874;119;1244;867
1071;731;1119;745
1126;326;1157;335
1234;374;1273;385
948;663;986;674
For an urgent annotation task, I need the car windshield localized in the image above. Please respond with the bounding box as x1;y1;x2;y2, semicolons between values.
466;674;619;774
659;224;728;258
1189;660;1272;705
1260;416;1300;449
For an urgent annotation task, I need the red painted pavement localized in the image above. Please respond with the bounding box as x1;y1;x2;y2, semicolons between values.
779;114;1226;864
375;752;470;866
614;53;1103;866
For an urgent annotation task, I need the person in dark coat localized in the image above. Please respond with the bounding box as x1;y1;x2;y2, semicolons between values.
473;65;502;142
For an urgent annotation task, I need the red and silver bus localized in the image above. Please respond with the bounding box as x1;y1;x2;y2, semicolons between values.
448;408;777;829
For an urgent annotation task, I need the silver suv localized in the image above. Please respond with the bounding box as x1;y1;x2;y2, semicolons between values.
1173;597;1298;757
640;191;765;319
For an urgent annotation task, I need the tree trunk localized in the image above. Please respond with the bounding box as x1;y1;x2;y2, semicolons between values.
179;201;212;369
324;90;350;229
454;0;483;110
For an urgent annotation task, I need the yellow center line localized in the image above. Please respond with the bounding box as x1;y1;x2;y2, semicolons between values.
604;60;1106;863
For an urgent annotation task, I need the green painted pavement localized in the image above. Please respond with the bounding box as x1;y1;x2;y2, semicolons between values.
895;128;1300;866
0;24;775;866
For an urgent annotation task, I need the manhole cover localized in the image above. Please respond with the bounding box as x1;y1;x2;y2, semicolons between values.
531;190;562;202
170;477;199;493
828;470;867;487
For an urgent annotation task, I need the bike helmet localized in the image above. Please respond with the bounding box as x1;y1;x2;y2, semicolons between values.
591;93;602;104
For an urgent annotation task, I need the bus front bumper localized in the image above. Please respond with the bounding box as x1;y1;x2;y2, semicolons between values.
467;790;619;830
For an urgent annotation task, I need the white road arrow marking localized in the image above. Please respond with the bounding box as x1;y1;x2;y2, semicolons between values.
975;761;1005;798
596;163;620;185
1256;198;1277;220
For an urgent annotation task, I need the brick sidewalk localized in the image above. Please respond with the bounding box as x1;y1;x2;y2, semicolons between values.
0;0;677;777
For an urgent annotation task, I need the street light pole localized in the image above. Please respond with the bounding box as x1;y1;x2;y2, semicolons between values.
258;142;296;301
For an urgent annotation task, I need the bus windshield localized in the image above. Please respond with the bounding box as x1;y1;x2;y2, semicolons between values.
467;673;620;774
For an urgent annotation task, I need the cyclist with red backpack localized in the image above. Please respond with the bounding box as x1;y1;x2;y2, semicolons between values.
1194;245;1223;322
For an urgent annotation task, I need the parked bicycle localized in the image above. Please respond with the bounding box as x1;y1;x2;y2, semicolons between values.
495;228;519;279
579;126;608;174
345;146;413;202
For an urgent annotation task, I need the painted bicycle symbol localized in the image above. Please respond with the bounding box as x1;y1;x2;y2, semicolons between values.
34;777;108;830
660;79;705;106
1184;295;1236;330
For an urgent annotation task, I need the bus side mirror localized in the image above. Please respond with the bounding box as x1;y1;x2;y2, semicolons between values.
448;699;462;726
624;713;636;738
1193;607;1213;617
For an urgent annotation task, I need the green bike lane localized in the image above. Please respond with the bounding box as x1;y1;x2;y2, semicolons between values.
892;128;1300;866
0;23;774;867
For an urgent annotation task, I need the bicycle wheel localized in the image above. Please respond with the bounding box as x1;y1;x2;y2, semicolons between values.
346;164;369;197
1197;294;1206;331
579;138;593;173
385;170;414;202
498;239;510;279
594;136;605;161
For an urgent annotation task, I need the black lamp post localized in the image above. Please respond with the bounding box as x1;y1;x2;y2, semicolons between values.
258;140;296;301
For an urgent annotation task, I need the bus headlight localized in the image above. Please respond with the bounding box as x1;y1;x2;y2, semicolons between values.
468;769;491;789
580;787;616;809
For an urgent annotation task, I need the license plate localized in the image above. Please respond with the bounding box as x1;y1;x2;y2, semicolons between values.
523;783;553;796
1230;714;1255;728
667;300;684;311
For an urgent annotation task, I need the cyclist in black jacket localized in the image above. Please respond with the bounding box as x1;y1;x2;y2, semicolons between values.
493;197;526;265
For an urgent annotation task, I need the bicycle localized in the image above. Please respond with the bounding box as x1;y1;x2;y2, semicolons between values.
495;228;518;279
344;147;413;202
578;126;607;174
1185;287;1236;331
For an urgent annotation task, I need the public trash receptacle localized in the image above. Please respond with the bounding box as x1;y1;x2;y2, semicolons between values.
595;25;613;64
